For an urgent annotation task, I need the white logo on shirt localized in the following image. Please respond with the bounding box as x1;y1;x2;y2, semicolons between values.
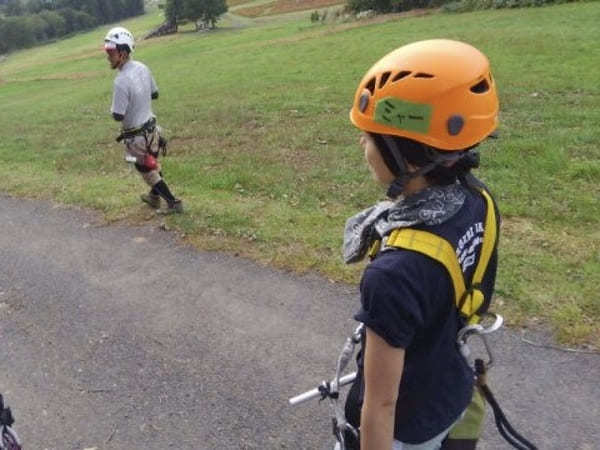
456;222;484;272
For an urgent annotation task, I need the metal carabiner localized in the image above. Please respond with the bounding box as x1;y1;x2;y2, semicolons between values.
332;414;359;450
332;323;364;394
351;323;365;343
457;313;503;370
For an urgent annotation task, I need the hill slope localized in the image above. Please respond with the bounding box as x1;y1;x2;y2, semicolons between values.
0;3;598;347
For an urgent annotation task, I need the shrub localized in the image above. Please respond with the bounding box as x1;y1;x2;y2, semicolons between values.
442;0;469;11
348;0;434;13
443;0;574;13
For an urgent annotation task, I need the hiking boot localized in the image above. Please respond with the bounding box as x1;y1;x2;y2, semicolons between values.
140;192;161;209
157;199;183;215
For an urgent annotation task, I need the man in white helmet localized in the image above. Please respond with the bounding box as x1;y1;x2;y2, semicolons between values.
104;26;183;214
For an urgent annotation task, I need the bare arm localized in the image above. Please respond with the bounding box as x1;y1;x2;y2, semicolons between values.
361;327;405;450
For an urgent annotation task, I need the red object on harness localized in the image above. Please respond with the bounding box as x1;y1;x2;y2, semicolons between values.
144;154;158;170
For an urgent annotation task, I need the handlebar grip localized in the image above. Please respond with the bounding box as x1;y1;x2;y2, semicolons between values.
289;372;357;406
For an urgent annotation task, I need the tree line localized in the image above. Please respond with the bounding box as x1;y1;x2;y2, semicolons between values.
0;0;144;54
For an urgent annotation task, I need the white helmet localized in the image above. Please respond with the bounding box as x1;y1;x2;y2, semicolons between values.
104;26;135;53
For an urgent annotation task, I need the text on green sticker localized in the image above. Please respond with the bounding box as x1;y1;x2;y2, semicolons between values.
374;97;432;134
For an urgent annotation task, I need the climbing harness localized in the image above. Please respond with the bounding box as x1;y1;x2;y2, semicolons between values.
370;187;536;450
116;117;168;157
0;395;22;450
116;117;156;142
370;187;498;325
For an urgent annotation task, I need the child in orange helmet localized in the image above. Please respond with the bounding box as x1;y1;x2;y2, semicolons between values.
342;39;500;450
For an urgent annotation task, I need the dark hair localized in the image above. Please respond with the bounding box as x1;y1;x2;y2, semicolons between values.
115;43;131;54
370;133;479;186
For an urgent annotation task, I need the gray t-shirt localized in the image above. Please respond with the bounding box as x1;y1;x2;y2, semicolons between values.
111;60;158;130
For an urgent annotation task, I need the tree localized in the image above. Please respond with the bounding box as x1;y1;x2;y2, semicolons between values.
181;0;227;30
39;9;66;38
26;0;57;14
25;13;47;40
165;0;183;27
125;0;144;16
71;9;96;29
0;0;143;54
0;19;5;54
182;0;203;29
200;0;227;28
79;0;102;23
97;0;115;23
4;0;24;16
55;0;80;8
0;16;36;51
57;6;76;32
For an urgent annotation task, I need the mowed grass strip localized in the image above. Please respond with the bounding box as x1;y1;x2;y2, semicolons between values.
0;3;598;348
227;0;258;7
234;0;345;17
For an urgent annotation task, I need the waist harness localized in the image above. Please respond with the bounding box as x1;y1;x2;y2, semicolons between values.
116;117;157;143
368;187;498;325
116;117;168;157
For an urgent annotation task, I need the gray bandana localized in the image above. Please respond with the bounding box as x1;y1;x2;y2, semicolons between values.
343;183;467;264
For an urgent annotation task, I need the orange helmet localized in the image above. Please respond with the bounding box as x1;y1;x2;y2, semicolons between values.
350;39;498;151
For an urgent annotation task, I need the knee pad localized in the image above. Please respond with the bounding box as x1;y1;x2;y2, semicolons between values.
134;154;158;172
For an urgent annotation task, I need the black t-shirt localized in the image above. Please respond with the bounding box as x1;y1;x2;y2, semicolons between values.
348;186;498;444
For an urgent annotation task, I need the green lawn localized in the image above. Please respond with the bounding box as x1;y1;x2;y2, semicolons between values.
1;3;598;347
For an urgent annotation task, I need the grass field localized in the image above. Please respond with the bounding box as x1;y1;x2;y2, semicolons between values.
0;3;598;348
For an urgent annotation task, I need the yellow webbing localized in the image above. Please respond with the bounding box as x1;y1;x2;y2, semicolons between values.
386;228;466;308
472;189;497;287
383;189;497;323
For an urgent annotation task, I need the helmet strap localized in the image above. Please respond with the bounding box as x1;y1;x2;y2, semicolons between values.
380;135;469;198
381;135;440;198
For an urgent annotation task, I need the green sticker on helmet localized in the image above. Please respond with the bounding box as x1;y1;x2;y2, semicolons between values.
374;97;432;134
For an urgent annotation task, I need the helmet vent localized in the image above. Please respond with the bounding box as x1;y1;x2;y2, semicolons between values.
365;77;376;95
392;71;412;82
470;79;490;94
379;72;392;88
414;73;434;78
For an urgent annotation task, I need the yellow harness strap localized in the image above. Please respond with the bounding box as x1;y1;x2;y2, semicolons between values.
372;188;498;324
